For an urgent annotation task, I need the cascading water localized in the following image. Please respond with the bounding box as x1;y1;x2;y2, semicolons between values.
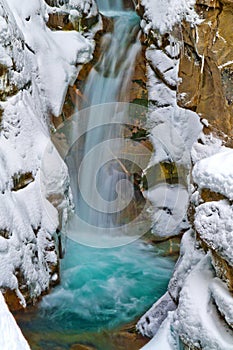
67;11;142;235
81;13;140;106
15;3;177;350
96;0;123;11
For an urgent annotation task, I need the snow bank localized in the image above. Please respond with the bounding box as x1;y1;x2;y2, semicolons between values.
193;147;233;200
0;292;30;350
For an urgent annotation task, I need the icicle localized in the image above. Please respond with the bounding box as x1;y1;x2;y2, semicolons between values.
201;54;205;74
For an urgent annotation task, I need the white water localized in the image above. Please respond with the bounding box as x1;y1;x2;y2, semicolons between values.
18;239;174;336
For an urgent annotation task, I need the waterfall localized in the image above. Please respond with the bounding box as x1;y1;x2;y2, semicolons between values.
96;0;123;11
81;14;140;106
66;10;142;246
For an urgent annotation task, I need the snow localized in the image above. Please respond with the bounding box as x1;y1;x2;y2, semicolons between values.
139;235;233;350
173;254;233;350
137;291;176;338
51;0;98;19
168;229;204;301
146;43;202;167
146;48;179;88
7;0;93;116
0;178;59;303
141;0;200;35
139;0;233;349
145;184;189;237
191;132;223;164
210;278;233;328
0;292;30;350
195;200;233;266
142;1;202;168
140;312;179;350
193;147;233;200
144;37;201;240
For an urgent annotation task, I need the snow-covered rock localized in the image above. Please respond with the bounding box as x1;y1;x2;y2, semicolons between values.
210;278;233;328
140;311;179;350
140;0;200;35
191;132;223;164
147;46;202;167
7;0;93;116
139;0;233;349
0;0;93;305
195;200;233;266
172;254;233;350
139;231;233;350
145;184;189;237
193;148;233;200
142;3;202;243
168;229;204;302
46;0;98;19
137;291;176;338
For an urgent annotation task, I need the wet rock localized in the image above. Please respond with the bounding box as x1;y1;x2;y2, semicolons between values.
128;42;148;105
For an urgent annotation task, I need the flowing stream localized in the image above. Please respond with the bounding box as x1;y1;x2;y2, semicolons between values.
16;2;177;349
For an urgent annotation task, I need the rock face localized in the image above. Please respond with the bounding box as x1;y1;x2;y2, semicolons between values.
178;0;233;138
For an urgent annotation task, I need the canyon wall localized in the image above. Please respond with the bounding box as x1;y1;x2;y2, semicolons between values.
138;0;233;349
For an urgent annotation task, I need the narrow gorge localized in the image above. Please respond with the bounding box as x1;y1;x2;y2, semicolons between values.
0;1;233;350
